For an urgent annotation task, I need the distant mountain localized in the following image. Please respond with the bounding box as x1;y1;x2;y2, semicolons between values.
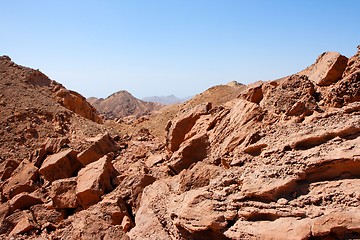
88;90;163;119
142;95;190;105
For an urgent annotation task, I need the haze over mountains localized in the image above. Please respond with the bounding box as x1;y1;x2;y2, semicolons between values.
142;95;190;105
0;45;360;239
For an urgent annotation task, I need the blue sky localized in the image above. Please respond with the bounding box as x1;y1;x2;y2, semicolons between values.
1;1;359;99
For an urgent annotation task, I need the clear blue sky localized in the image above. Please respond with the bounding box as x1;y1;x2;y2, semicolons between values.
1;1;359;99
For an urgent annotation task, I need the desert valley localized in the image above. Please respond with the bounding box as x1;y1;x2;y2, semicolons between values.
0;45;360;240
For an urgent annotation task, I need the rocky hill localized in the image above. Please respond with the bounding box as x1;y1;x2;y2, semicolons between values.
0;45;360;240
110;81;247;142
142;95;189;105
88;90;163;119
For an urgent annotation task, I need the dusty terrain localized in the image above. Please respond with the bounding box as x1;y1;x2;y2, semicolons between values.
0;46;359;240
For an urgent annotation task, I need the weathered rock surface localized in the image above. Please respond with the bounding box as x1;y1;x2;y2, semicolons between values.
300;51;348;86
2;162;39;199
76;154;118;209
128;47;360;240
1;47;360;240
166;102;211;152
55;88;103;123
51;178;78;209
9;193;43;212
39;148;81;182
77;133;119;165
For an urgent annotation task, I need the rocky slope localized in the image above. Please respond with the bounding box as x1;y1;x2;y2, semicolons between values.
88;90;163;119
127;48;360;239
110;81;247;142
0;45;359;240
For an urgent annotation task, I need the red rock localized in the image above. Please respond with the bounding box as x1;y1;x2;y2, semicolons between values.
168;134;210;174
58;196;132;239
76;155;118;209
39;149;82;182
2;162;39;199
0;203;10;227
324;70;360;107
300;51;348;86
240;82;263;104
55;88;103;123
9;193;43;212
77;133;119;165
31;147;47;168
113;172;156;214
51;178;78;209
43;137;70;154
0;159;19;181
260;74;317;116
343;46;360;78
145;153;166;167
30;204;66;229
8;210;38;237
312;210;360;238
166;102;211;152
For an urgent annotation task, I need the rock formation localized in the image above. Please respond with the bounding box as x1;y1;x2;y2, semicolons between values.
88;90;163;119
1;46;360;239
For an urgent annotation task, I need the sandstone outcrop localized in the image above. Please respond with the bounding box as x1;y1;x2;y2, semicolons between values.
50;178;78;209
2;162;39;199
76;154;118;209
55;88;103;124
77;133;119;165
39;149;81;182
300;51;348;86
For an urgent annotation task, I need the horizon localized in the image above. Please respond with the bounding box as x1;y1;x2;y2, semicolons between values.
1;1;359;99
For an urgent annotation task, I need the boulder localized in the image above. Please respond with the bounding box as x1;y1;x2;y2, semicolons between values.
240;82;263;104
8;210;38;237
166;102;211;152
77;133;119;165
9;193;43;212
300;51;348;86
39;149;82;182
51;178;78;209
170;189;229;233
43;137;70;154
113;172;156;214
57;196;131;240
2;162;39;199
76;155;118;209
145;153;166;167
260;74;317;116
324;70;360;107
168;134;210;174
30;204;66;229
55;88;103;123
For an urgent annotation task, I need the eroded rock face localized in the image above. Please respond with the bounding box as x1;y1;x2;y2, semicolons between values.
324;70;360;107
166;102;212;152
128;47;360;240
55;88;103;124
39;149;82;182
77;133;119;165
76;155;118;209
51;178;78;209
2;162;39;199
300;51;348;86
2;47;360;240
